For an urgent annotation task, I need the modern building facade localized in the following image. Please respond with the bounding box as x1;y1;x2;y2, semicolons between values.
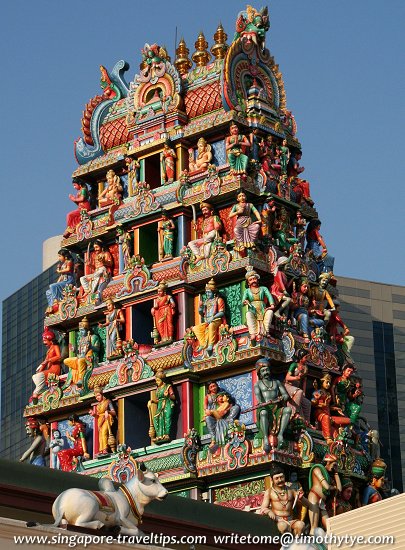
337;275;405;492
1;265;56;460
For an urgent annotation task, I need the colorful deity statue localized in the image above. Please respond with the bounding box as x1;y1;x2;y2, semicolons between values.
288;150;313;206
188;137;213;173
151;282;176;345
188;202;222;263
20;417;49;467
80;239;113;300
332;364;362;424
327;299;355;353
124;156;141;197
273;207;298;253
98;299;125;359
305;219;335;274
309;272;335;328
283;350;311;423
148;369;176;444
192;279;225;355
308;454;342;534
98;169;123;208
229;191;261;253
58;414;90;472
49;429;64;470
261;197;277;238
63;178;91;238
259;463;309;536
160;140;176;184
243;269;275;342
311;373;351;445
64;317;100;387
158;210;176;260
46;249;75;314
116;225;132;273
89;386;116;456
290;278;313;342
254;358;292;451
203;381;240;449
279;139;290;175
225;123;250;174
329;478;353;516
32;329;62;401
362;459;387;506
271;256;293;321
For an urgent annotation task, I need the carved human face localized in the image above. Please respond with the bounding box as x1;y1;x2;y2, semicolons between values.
373;477;384;489
230;124;238;135
326;460;337;472
238;192;247;203
106;300;114;311
342;486;353;501
343;367;354;378
201;205;212;218
300;283;308;294
73;182;81;191
248;275;259;288
158;288;165;297
95;392;103;402
322;377;331;390
208;382;219;394
259;365;271;379
43;336;52;347
272;472;286;489
206;289;214;299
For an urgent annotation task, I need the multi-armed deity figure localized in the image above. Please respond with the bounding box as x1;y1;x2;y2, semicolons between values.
188;201;222;263
229;191;261;254
64;317;100;387
98;169;123;208
203;381;240;449
192;279;225;355
89;386;116;456
148;369;176;444
254;358;292;451
188;137;212;173
32;329;62;401
151;282;176;345
242;269;275;342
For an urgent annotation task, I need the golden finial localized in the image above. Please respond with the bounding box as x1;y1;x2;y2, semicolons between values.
210;23;228;60
175;38;192;75
192;32;211;67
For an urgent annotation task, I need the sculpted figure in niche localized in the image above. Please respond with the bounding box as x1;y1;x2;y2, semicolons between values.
89;387;116;456
46;249;75;314
192;279;225;355
64;317;100;387
64;179;91;238
188;202;222;263
98;298;125;359
151;282;176;345
229;191;261;253
203;381;240;449
189;137;212;173
242;269;274;342
32;329;62;401
99;169;123;208
225;123;250;174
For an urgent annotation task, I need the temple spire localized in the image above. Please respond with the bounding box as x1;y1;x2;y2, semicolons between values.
192;32;211;67
175;38;192;75
210;23;228;60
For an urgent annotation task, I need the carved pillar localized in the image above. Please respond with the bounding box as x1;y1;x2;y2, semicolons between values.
176;143;188;175
176;290;193;338
177;213;191;251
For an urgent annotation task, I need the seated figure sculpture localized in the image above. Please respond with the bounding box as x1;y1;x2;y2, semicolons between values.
188;137;212;173
192;279;225;355
254;358;292;451
98;169;123;207
80;239;113;301
188;202;222;263
204;381;240;449
32;329;62;401
45;249;75;314
64;317;100;387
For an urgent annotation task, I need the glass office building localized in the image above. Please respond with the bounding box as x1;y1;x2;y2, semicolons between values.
1;265;56;460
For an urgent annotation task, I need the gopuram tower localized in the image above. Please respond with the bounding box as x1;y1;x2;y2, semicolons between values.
22;5;382;515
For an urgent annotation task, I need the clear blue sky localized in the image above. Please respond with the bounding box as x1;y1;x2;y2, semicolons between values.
1;0;404;304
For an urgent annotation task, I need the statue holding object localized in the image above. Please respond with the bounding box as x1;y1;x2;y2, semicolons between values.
229;191;261;253
148;369;176;444
243;269;275;342
283;350;311;423
308;454;342;534
20;417;49;467
305;219;335;274
89;386;116;456
158;210;175;260
204;381;240;449
32;329;62;401
188;201;222;263
64;316;100;387
254;358;292;451
160;140;176;184
98;298;125;359
80;239;113;299
98;169;123;208
192;278;225;355
116;225;132;273
124;156;141;197
225;122;250;174
58;414;90;472
188;137;212;173
151;282;176;345
46;249;75;314
63;178;91;238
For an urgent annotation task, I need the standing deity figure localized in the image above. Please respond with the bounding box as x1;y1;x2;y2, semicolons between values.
63;179;91;238
148;369;176;444
80;239;113;298
158;210;176;260
229;191;261;253
89;387;116;456
58;414;90;472
20;417;49;467
225;122;250;174
362;459;387;506
328;478;353;516
49;429;64;470
32;329;62;401
46;249;75;314
310;272;335;327
259;135;280;178
327;299;355;353
98;169;123;208
188;202;222;263
273;207;298;253
98;298;125;359
249;128;261;162
261;197;277;238
291;278;312;341
294;210;307;249
189;137;212;173
288;150;314;206
124;155;141;197
151;282;176;345
260;464;309;536
332;364;362;424
271;256;292;320
116;225;132;273
242;269;275;342
192;279;225;354
254;358;292;451
203;381;240;449
283;350;311;423
311;373;351;445
64;317;100;387
305;219;335;274
308;454;342;534
160;140;176;184
279;139;290;175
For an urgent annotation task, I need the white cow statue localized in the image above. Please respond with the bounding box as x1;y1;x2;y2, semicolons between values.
52;462;167;535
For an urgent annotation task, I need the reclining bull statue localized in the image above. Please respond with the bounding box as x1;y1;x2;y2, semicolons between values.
52;462;167;535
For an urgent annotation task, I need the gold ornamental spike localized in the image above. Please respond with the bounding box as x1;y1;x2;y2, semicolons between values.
210;22;228;60
175;38;192;75
192;31;211;67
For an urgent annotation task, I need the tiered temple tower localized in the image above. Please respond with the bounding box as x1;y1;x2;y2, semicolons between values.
22;5;382;513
